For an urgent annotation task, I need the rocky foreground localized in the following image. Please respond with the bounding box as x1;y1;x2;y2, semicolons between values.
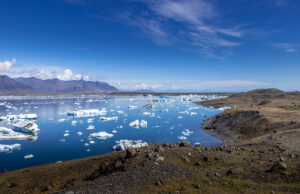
1;88;300;194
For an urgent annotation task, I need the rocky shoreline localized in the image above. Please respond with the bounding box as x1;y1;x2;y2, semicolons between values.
1;88;300;193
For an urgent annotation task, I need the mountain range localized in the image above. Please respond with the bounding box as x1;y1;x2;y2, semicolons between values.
0;75;118;94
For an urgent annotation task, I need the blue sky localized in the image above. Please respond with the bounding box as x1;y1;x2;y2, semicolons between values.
0;0;299;91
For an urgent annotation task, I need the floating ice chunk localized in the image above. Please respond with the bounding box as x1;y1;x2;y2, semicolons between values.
117;110;124;114
24;154;34;159
77;132;83;136
9;120;39;133
59;139;66;142
190;112;197;116
129;120;139;129
58;119;67;123
128;105;137;109
218;106;231;111
90;131;113;140
182;129;193;136
112;140;149;150
112;130;117;133
87;118;94;123
87;125;95;130
84;143;89;146
71;120;78;126
90;140;95;144
0;127;37;140
178;136;187;140
86;149;90;152
143;104;154;109
6;113;37;121
140;120;148;128
67;109;107;117
64;133;69;137
0;144;21;153
160;109;168;113
178;116;183;119
117;125;123;129
143;112;151;116
179;111;189;114
100;117;118;121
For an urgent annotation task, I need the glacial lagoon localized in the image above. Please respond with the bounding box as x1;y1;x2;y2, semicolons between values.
0;95;226;171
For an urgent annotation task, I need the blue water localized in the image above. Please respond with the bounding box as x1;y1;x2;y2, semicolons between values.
0;95;223;171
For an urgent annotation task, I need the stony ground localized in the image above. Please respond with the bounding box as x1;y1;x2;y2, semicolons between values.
1;88;300;194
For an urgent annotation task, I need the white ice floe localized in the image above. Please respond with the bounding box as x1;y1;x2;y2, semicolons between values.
178;116;183;119
64;133;69;137
218;106;231;111
67;109;107;117
160;109;168;113
87;118;94;123
90;140;95;144
112;140;149;150
129;120;140;128
9;119;39;133
0;127;37;140
182;129;193;136
117;110;124;114
5;114;37;121
77;132;83;136
178;136;187;140
0;144;21;153
112;130;117;133
58;118;67;123
100;117;118;121
84;143;89;146
128;105;137;109
140;120;148;128
190;112;197;116
90;131;113;140
87;125;95;130
24;154;34;159
71;120;78;126
179;111;189;114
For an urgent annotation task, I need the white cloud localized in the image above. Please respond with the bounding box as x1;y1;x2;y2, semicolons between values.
88;0;244;58
275;43;298;53
0;58;16;72
57;69;73;81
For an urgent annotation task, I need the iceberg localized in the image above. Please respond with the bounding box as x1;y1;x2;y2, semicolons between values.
24;154;34;159
0;127;37;140
0;144;21;153
67;109;107;117
178;136;187;140
140;120;148;128
112;139;149;150
100;117;118;121
6;113;37;121
87;118;94;123
71;120;78;126
129;120;140;129
128;105;137;109
143;104;154;109
90;131;113;140
182;129;193;136
87;125;95;130
9;120;39;133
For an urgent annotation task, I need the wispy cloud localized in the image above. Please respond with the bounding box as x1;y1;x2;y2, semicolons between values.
71;0;245;58
275;43;298;53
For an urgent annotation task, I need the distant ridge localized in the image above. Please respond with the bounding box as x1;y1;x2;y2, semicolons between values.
0;75;118;94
